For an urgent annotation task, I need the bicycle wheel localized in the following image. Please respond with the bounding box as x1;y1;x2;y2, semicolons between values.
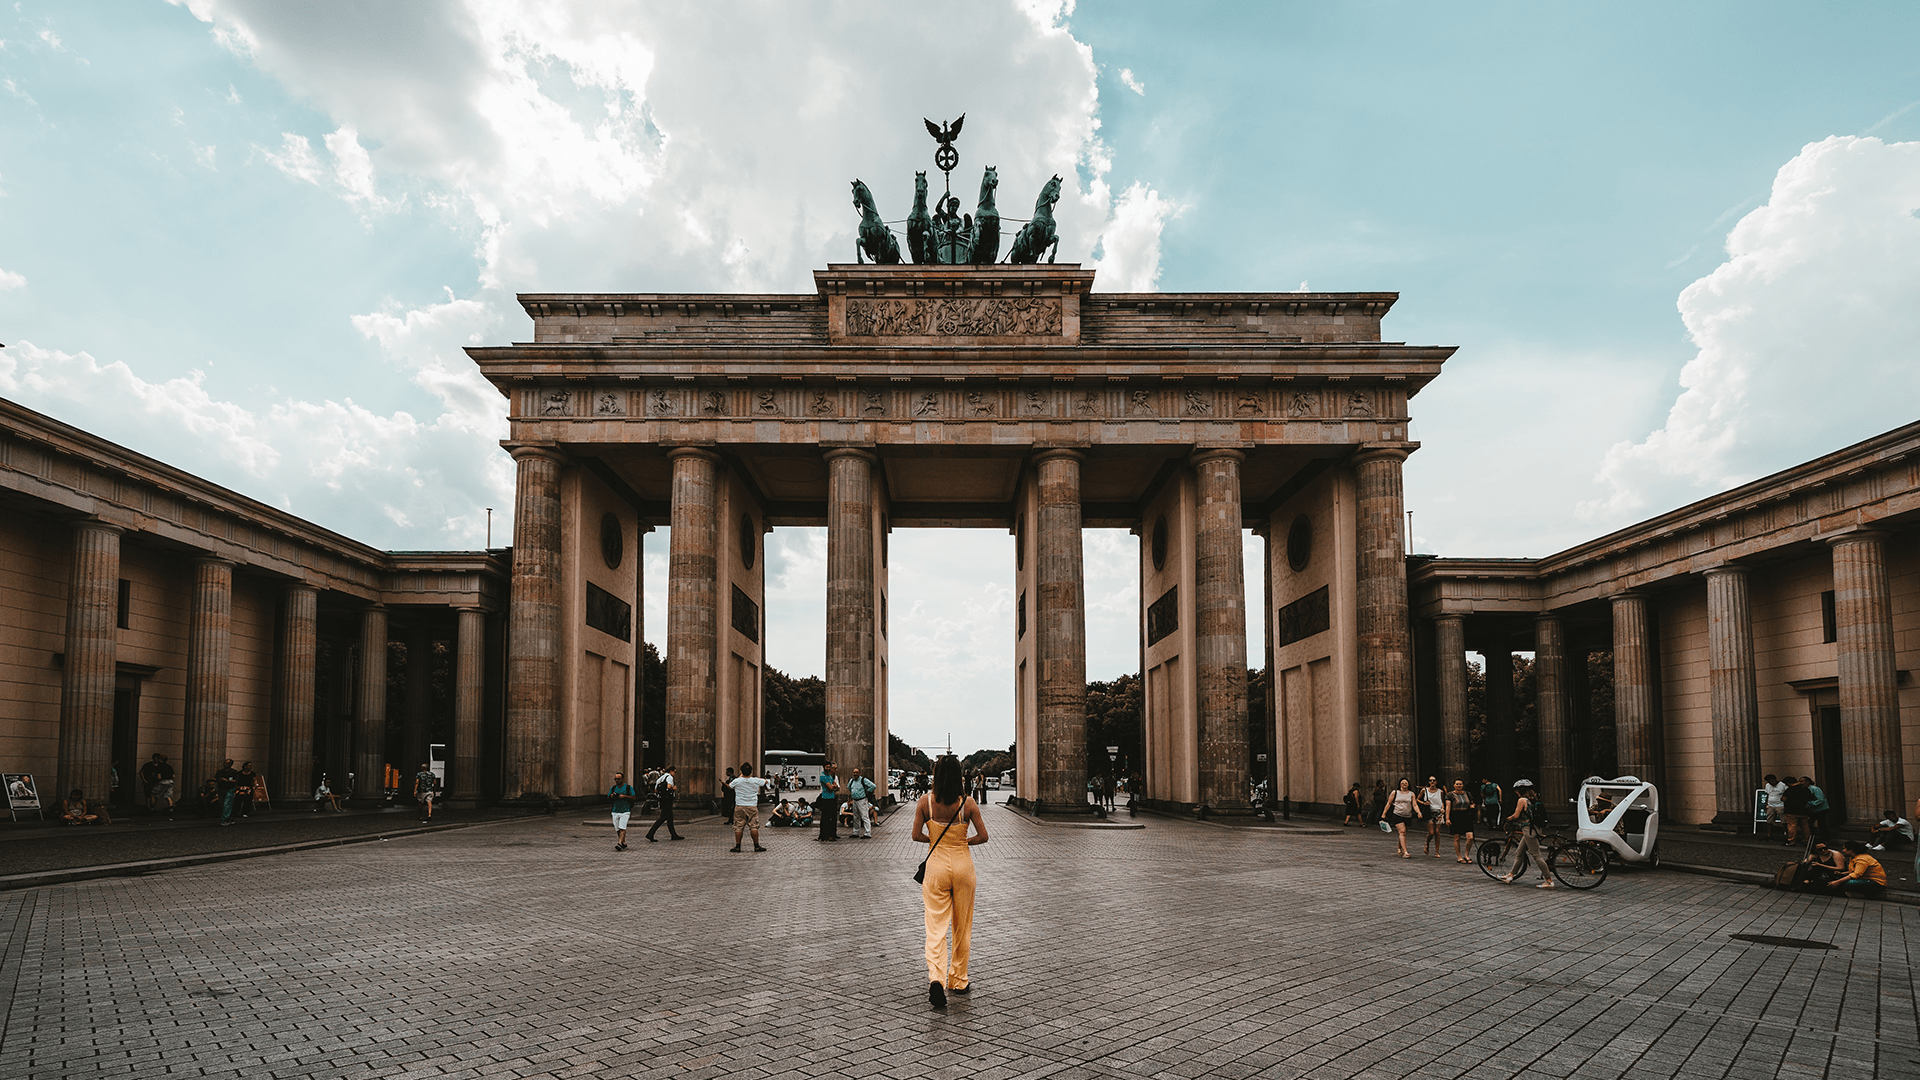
1477;839;1516;880
1550;842;1608;889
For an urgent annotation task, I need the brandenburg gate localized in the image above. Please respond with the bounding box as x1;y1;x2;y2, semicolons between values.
467;263;1453;813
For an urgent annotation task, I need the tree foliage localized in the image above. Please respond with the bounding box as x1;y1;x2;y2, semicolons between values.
763;665;825;753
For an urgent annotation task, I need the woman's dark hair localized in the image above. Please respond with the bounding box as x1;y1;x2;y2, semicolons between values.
934;755;964;803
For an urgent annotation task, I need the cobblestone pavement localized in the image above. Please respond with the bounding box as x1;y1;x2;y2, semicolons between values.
1;803;1914;1080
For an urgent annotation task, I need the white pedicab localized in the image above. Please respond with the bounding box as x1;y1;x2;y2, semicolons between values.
1574;776;1661;866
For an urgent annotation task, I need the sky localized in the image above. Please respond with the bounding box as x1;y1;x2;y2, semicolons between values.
2;1;1917;757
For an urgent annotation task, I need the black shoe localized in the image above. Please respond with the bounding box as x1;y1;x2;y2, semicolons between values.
670;835;686;841
753;845;767;852
647;836;658;842
950;984;971;995
929;981;946;1009
729;846;741;853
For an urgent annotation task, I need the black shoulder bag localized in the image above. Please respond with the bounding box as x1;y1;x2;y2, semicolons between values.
914;799;966;884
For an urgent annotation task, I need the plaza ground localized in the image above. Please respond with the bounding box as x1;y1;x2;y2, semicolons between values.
0;803;1913;1080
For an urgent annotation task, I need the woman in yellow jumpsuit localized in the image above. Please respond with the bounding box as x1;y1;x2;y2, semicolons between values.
912;755;990;1008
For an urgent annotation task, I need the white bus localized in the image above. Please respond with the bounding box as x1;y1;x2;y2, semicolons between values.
762;750;825;790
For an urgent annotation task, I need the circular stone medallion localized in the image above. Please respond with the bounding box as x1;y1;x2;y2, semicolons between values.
600;512;623;570
739;513;756;570
1151;515;1168;572
1287;514;1313;573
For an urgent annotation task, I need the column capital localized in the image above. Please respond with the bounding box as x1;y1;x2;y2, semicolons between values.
821;446;877;465
453;604;485;614
1823;527;1890;548
191;555;237;570
1353;442;1417;467
1702;563;1750;579
1031;447;1085;467
665;445;722;466
1611;590;1648;603
362;601;387;614
1534;611;1566;626
286;582;320;597
70;517;126;538
1433;612;1466;627
1188;447;1246;467
503;441;567;465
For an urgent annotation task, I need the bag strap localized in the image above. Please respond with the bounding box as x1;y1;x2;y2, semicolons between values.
927;798;963;851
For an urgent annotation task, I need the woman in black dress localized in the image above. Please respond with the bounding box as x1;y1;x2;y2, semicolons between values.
1446;779;1478;862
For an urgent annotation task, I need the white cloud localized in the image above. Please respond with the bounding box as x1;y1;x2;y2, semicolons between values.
1118;67;1145;95
1583;136;1920;523
0;267;25;290
260;131;323;184
0;338;509;549
192;143;217;169
321;125;390;210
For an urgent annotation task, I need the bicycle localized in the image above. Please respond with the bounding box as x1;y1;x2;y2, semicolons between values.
1476;826;1609;889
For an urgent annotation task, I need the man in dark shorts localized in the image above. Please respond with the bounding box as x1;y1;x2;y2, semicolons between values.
646;765;683;841
413;763;440;822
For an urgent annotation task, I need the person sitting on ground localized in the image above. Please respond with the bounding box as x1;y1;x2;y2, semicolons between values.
62;789;101;825
313;776;342;812
193;779;221;816
1827;841;1887;900
1868;810;1913;850
1799;842;1847;889
767;801;803;827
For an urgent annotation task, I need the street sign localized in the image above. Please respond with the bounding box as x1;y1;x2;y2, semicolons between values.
1105;746;1120;754
1256;754;1268;762
641;741;650;749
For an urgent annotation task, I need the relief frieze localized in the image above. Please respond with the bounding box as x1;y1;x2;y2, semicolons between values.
845;297;1063;338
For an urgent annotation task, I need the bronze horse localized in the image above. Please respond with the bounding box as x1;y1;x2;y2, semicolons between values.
1007;174;1061;265
851;179;901;265
970;165;1000;265
907;172;932;264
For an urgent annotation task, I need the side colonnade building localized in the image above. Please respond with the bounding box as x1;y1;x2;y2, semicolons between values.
0;399;513;807
1408;421;1920;827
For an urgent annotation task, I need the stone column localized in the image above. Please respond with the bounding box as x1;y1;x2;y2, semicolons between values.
1828;531;1904;824
56;520;122;802
665;447;720;802
1354;447;1414;787
1434;615;1470;783
1534;615;1573;807
403;621;434;775
1482;642;1514;783
1704;566;1762;825
1611;592;1658;780
182;558;235;792
1034;449;1088;810
452;607;486;802
1192;449;1250;810
505;444;564;800
825;448;878;782
271;584;319;801
355;604;389;799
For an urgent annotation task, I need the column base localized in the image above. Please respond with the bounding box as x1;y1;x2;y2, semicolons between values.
1705;809;1755;832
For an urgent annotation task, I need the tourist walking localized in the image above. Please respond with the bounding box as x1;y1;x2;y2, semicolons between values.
235;761;258;818
141;753;175;816
1782;776;1813;845
647;765;684;841
914;755;989;1009
1342;784;1363;826
816;761;842;841
1499;779;1552;888
1446;779;1477;862
1383;778;1419;858
1368;780;1389;825
1479;778;1502;829
1420;777;1446;857
413;762;440;822
1762;774;1787;839
608;771;637;851
847;767;876;838
728;762;770;852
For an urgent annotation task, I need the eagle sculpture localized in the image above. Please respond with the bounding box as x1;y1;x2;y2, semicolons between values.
924;114;965;146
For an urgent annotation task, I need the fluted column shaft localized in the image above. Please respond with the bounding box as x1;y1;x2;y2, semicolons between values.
1192;449;1249;809
825;449;878;782
271;585;319;801
1705;567;1761;822
57;521;122;802
1434;615;1469;783
183;558;235;792
1354;448;1414;787
1829;532;1904;823
452;607;486;802
355;605;388;799
1611;592;1658;779
1534;615;1573;806
403;621;434;774
505;445;564;799
1034;449;1088;808
665;447;720;801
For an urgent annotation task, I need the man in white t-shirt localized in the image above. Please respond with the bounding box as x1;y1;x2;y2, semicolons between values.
1762;774;1787;839
727;762;771;853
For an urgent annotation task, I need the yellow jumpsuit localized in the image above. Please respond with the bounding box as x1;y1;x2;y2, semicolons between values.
921;810;976;989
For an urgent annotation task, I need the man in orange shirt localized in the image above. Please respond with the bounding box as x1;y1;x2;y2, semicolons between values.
1826;841;1887;900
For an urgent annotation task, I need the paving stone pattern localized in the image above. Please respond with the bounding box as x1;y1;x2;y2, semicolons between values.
0;804;1914;1079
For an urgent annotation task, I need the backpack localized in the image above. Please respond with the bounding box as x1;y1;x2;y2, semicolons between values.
1774;862;1805;890
655;775;673;798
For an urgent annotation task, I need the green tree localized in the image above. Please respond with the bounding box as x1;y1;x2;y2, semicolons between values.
1085;673;1142;780
762;665;825;753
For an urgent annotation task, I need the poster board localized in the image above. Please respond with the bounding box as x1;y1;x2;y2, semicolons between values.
1753;788;1770;832
5;773;44;821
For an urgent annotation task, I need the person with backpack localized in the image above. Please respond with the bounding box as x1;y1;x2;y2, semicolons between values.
847;767;877;839
412;762;441;822
647;765;684;842
1805;777;1831;840
1499;779;1553;889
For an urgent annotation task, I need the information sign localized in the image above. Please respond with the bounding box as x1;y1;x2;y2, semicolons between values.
1752;788;1770;832
5;772;43;822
